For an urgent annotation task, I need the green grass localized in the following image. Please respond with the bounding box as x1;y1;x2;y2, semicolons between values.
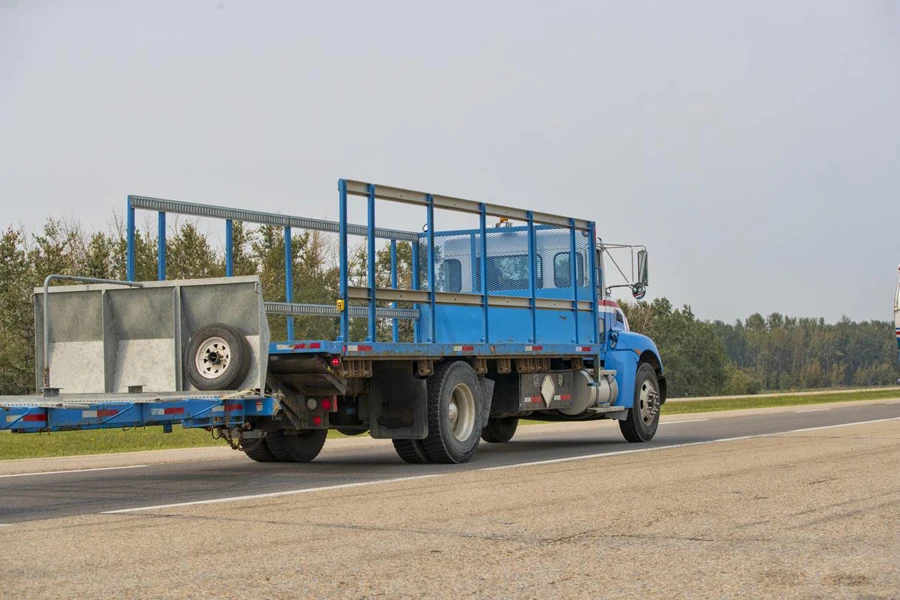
2;388;897;461
0;425;222;461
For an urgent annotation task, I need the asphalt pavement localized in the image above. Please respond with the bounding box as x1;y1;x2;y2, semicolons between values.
1;399;897;524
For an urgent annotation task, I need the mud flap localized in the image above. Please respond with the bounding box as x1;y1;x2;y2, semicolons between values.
367;362;428;439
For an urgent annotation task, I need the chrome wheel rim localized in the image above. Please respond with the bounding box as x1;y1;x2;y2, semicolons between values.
448;383;476;442
638;379;660;425
194;337;232;379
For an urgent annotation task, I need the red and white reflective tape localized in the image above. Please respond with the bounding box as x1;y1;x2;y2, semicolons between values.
346;345;373;352
452;345;475;352
82;409;118;419
576;346;592;352
275;342;322;351
150;407;185;417
7;414;46;423
524;345;543;352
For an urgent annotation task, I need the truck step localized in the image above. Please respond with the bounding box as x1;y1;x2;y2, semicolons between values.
585;405;626;414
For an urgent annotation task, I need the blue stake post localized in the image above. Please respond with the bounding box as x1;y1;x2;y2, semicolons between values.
225;219;234;277
426;195;436;343
126;199;135;282
284;226;294;341
569;218;579;343
338;180;349;342
390;239;399;343
526;211;537;344
157;211;166;281
411;236;420;343
479;204;489;343
588;221;599;344
366;185;377;342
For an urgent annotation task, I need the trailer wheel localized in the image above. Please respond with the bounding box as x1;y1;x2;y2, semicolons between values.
266;429;327;462
241;434;278;462
392;439;430;464
619;363;661;443
185;323;252;391
422;361;483;464
481;417;518;443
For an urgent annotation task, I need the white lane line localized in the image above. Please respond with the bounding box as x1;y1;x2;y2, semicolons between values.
483;417;900;472
0;465;149;479
101;416;900;515
659;418;710;425
102;474;442;514
794;408;831;413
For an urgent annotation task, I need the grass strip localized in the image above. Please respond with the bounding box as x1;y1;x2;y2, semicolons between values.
660;388;899;415
1;389;896;461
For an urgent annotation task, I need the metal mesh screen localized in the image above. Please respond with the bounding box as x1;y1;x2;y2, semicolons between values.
420;226;591;295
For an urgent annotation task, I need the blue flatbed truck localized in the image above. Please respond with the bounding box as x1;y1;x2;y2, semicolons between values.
0;179;666;464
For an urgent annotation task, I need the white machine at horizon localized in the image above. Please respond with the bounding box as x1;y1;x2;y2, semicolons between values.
895;265;900;361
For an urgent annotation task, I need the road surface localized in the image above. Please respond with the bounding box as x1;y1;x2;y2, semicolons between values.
1;399;898;598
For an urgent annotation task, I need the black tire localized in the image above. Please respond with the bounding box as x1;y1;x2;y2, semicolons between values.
619;363;661;443
392;439;431;464
481;417;518;443
265;430;328;462
241;434;278;462
336;428;368;437
422;361;484;464
185;323;252;391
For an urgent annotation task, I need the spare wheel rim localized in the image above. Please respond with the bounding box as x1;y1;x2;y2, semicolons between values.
195;336;232;379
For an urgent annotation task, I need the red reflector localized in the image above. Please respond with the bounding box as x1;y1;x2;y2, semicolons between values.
224;403;242;412
461;345;474;352
559;394;571;401
312;416;322;426
321;398;332;411
310;343;321;349
164;407;185;415
23;414;47;422
97;409;118;418
357;345;373;352
532;346;543;351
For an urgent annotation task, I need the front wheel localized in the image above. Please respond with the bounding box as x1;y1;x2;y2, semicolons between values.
619;363;661;443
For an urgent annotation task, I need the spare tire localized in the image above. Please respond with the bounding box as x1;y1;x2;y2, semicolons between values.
185;323;252;390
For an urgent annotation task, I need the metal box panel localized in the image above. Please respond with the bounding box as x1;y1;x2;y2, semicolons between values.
35;276;270;394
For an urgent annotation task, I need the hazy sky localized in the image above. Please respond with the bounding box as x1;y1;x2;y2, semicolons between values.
2;0;898;323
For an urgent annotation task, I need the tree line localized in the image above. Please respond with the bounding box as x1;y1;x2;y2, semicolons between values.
1;218;896;396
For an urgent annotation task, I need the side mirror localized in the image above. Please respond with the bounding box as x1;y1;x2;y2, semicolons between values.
637;249;649;286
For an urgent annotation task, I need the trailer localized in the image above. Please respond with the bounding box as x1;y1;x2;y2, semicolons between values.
0;179;666;464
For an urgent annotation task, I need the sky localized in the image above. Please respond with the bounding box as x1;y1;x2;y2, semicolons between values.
1;0;898;323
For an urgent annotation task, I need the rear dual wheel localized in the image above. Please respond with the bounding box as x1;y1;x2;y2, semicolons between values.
265;430;328;462
392;361;485;465
481;417;518;443
241;434;278;462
